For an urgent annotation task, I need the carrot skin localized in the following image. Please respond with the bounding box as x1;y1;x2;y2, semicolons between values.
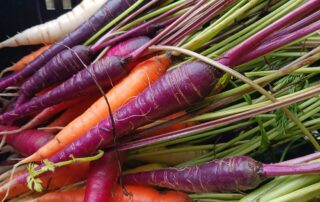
124;156;264;192
48;61;219;163
0;56;126;123
20;45;92;97
0;126;54;157
84;151;121;202
0;0;139;91
27;54;171;163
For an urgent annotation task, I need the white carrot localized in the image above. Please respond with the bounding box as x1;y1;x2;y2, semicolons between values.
0;0;107;48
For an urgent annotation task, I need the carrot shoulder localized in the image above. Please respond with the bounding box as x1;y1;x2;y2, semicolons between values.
23;55;171;163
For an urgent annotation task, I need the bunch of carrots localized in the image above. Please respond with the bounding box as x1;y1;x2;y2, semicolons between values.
0;0;320;201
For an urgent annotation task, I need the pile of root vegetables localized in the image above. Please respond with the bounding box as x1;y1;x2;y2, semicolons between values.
0;0;320;201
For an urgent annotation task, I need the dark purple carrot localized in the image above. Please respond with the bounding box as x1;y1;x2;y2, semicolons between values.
0;56;125;124
0;0;140;92
0;36;150;124
0;126;54;157
43;61;220;164
124;155;320;193
19;45;92;98
84;151;122;202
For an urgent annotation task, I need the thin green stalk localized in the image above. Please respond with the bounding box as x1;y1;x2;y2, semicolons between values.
268;180;320;202
189;193;244;200
181;0;260;51
246;67;320;77
241;175;320;202
84;0;145;45
118;0;188;31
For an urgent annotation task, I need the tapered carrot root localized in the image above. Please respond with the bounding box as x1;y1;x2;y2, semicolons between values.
0;46;50;78
24;54;171;163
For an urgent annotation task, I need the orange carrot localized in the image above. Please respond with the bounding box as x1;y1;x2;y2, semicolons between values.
22;55;171;163
110;185;192;202
30;189;85;202
0;46;50;77
28;185;191;202
0;162;89;200
45;94;101;132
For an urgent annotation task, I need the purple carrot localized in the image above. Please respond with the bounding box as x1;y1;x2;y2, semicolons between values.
220;0;320;67
103;36;150;57
0;0;140;92
124;155;320;193
0;56;125;124
45;61;220;163
84;151;122;202
0;126;53;157
0;61;219;199
19;45;92;98
0;36;150;123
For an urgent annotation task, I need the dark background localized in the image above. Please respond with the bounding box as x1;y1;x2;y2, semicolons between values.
0;0;81;68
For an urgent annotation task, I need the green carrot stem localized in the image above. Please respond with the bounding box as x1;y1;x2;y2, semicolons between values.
246;67;320;77
181;0;259;52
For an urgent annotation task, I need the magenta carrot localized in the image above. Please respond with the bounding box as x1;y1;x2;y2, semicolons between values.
124;155;320;193
84;151;122;202
0;126;53;157
0;0;140;91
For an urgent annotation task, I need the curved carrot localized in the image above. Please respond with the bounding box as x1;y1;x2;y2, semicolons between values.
46;94;101;131
0;46;50;77
23;54;171;163
29;185;191;202
0;162;90;200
